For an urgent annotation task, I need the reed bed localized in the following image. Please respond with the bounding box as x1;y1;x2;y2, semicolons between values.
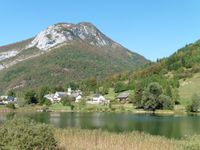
55;129;185;150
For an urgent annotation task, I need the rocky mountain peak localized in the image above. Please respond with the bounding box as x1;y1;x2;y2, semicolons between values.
27;22;114;51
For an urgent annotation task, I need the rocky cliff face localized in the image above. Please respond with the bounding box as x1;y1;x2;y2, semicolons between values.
0;22;126;70
27;22;116;51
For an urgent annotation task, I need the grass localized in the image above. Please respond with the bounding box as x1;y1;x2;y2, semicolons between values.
2;102;188;114
55;128;200;150
179;72;200;106
104;88;134;100
49;103;71;111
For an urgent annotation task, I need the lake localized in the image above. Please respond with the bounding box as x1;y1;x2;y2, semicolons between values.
1;112;200;138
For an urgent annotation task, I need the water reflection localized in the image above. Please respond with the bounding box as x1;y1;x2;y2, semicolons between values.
1;112;200;138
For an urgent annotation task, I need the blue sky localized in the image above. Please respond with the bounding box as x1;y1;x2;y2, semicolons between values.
1;0;200;61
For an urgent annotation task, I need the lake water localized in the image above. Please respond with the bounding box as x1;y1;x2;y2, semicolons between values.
1;112;200;138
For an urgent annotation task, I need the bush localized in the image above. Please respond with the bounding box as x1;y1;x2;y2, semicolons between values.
61;96;72;106
159;95;174;110
44;99;52;106
6;103;16;109
0;118;57;150
24;90;38;104
186;94;200;112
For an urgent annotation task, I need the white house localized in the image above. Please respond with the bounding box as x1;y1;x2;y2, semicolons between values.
67;87;82;102
44;92;68;103
75;95;82;102
70;92;82;102
44;94;56;103
54;92;68;101
86;94;109;104
0;96;16;104
44;88;82;103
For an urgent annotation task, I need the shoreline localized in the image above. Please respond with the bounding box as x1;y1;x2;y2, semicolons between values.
0;105;197;116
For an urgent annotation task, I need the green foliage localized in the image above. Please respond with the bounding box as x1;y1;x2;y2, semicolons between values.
186;94;200;112
165;85;172;98
6;103;16;109
142;89;159;111
172;88;180;104
133;81;143;107
78;99;86;109
38;87;50;105
127;80;135;90
159;94;174;110
24;90;38;104
114;81;127;93
165;41;200;72
44;99;52;106
52;85;65;93
148;82;163;97
99;86;109;95
61;96;73;106
0;44;148;93
7;90;16;97
86;77;98;92
68;82;79;90
141;82;174;111
0;118;57;150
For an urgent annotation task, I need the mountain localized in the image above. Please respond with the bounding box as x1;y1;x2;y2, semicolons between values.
0;22;149;92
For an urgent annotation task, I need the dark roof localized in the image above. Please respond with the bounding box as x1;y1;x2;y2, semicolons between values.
93;94;102;98
56;92;67;97
7;96;15;101
117;92;129;99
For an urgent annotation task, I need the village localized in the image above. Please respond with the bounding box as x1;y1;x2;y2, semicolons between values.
0;87;131;111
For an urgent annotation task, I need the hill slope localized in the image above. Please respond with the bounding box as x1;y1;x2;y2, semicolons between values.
0;22;149;92
105;39;200;105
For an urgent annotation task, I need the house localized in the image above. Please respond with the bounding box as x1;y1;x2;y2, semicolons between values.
67;87;82;95
0;95;16;104
71;92;82;102
44;94;55;103
67;87;82;102
44;92;68;103
54;92;68;100
44;92;67;103
44;88;82;103
86;94;109;104
117;92;129;101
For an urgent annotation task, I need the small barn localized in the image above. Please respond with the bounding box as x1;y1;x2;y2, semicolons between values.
117;92;129;101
